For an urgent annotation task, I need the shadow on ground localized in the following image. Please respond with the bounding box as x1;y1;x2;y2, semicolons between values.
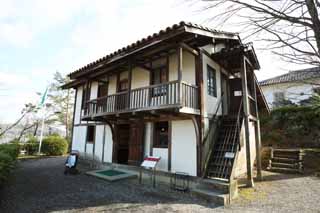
0;157;218;213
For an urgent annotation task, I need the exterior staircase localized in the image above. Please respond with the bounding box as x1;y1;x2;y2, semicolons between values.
267;149;304;174
206;116;240;180
194;113;242;205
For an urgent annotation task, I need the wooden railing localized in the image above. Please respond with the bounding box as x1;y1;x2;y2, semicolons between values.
83;81;199;118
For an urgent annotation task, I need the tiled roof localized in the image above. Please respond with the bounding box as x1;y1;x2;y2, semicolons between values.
259;67;320;86
69;21;238;79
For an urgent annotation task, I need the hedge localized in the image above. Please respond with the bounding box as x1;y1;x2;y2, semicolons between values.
41;135;68;156
0;143;19;185
261;105;320;148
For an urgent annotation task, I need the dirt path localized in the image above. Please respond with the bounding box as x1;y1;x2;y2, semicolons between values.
0;157;319;212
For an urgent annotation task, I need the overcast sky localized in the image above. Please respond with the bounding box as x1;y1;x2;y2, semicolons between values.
0;0;306;123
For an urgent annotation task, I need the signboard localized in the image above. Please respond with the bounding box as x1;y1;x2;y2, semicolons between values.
224;152;235;159
234;91;242;96
141;156;161;168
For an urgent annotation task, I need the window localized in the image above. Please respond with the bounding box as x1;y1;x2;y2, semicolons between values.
118;79;128;92
81;85;91;109
98;82;108;97
207;65;217;97
86;126;95;144
273;92;285;107
154;121;169;148
151;66;168;96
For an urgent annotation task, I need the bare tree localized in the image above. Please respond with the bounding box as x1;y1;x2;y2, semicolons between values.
198;0;320;65
0;103;38;137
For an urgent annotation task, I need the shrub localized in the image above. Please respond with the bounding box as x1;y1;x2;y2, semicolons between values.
0;143;19;185
261;105;320;148
42;135;68;156
24;143;39;155
26;136;38;144
0;143;19;158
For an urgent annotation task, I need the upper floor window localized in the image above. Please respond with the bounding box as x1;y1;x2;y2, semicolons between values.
98;82;108;97
151;58;168;96
207;65;217;97
118;79;128;92
81;84;91;109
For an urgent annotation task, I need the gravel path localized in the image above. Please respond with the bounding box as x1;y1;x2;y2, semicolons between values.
0;157;319;212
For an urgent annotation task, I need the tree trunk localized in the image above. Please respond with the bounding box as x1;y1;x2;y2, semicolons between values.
306;0;320;56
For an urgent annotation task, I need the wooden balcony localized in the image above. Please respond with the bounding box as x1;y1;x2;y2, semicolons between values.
82;81;199;120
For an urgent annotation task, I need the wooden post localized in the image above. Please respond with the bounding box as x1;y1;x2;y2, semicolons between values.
241;56;254;187
177;46;183;104
253;76;262;181
127;60;132;110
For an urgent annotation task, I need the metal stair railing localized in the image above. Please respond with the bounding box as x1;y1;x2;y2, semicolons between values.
228;100;243;203
202;93;224;178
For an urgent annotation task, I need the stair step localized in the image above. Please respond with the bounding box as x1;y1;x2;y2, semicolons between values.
273;154;300;160
272;157;300;163
198;178;230;193
192;188;229;206
267;167;302;174
271;162;299;169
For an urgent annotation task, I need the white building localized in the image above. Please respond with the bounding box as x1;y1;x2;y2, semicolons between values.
259;67;320;108
63;22;268;194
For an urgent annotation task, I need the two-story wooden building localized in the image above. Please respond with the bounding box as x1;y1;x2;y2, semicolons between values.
63;22;268;190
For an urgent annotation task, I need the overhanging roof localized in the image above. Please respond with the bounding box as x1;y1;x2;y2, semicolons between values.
68;21;239;80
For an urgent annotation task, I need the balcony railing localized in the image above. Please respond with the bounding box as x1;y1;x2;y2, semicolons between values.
83;81;199;118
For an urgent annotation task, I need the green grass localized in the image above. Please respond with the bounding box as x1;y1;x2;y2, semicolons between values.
96;170;126;176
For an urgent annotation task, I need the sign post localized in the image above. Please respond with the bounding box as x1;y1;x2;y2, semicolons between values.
140;156;161;187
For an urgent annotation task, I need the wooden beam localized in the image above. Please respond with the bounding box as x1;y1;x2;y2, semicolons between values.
241;55;254;187
179;42;199;56
127;60;133;109
253;73;262;181
177;46;183;104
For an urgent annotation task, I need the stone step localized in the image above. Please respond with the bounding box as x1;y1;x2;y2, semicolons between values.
198;178;230;193
271;162;299;169
272;157;300;164
273;154;300;160
267;167;302;174
192;188;229;206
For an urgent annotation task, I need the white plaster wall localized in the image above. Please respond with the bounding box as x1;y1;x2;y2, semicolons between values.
72;126;86;153
132;67;150;89
202;53;222;118
261;81;320;108
153;148;168;171
120;71;128;80
144;122;152;157
86;143;94;156
234;121;257;178
90;81;98;99
182;51;196;85
94;125;104;161
108;75;117;95
74;87;83;125
171;120;197;176
169;51;195;84
103;125;113;163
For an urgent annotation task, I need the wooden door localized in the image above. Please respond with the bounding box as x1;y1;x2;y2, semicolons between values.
128;121;144;166
229;78;242;114
116;124;130;164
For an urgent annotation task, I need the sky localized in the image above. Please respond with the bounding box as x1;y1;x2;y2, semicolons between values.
0;0;306;123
